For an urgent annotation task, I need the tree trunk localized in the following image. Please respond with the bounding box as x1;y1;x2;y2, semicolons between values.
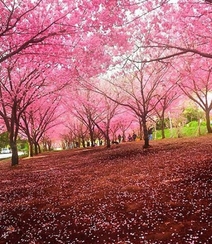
38;143;41;153
139;118;143;140
47;141;51;151
34;142;38;155
197;118;201;136
10;141;19;166
82;138;85;148
122;132;126;142
88;128;95;147
105;135;111;148
28;141;33;157
161;118;165;139
105;126;111;148
142;119;149;148
205;109;212;133
168;112;173;137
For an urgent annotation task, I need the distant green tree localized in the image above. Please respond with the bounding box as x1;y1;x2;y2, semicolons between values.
183;106;204;123
156;118;169;130
0;132;9;149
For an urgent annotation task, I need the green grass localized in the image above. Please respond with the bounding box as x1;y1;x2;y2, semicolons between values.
154;123;208;139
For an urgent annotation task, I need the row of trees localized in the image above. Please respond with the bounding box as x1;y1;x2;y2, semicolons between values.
63;57;212;149
60;102;204;150
1;0;212;166
0;0;136;165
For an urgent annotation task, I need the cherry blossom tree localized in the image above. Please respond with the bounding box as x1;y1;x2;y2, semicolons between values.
67;88;100;147
0;57;48;165
0;0;134;65
153;82;181;139
124;0;212;138
129;0;212;63
0;0;141;165
176;58;212;133
92;96;120;148
60;125;75;150
66;85;121;148
101;61;171;148
65;121;88;148
41;133;53;152
19;96;62;157
123;1;212;131
115;113;135;142
109;109;136;143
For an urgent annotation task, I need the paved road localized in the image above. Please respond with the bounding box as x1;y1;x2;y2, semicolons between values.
0;152;24;159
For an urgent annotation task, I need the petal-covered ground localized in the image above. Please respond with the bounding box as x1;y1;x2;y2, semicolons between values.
0;136;212;243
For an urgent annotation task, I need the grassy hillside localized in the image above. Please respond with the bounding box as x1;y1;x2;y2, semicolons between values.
155;121;208;139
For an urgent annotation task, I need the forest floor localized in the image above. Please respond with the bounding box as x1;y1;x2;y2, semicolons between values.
0;135;212;244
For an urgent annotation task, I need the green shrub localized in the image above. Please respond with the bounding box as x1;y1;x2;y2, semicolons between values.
187;121;198;127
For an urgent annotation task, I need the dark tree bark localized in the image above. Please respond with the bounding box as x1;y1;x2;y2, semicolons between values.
10;140;19;166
